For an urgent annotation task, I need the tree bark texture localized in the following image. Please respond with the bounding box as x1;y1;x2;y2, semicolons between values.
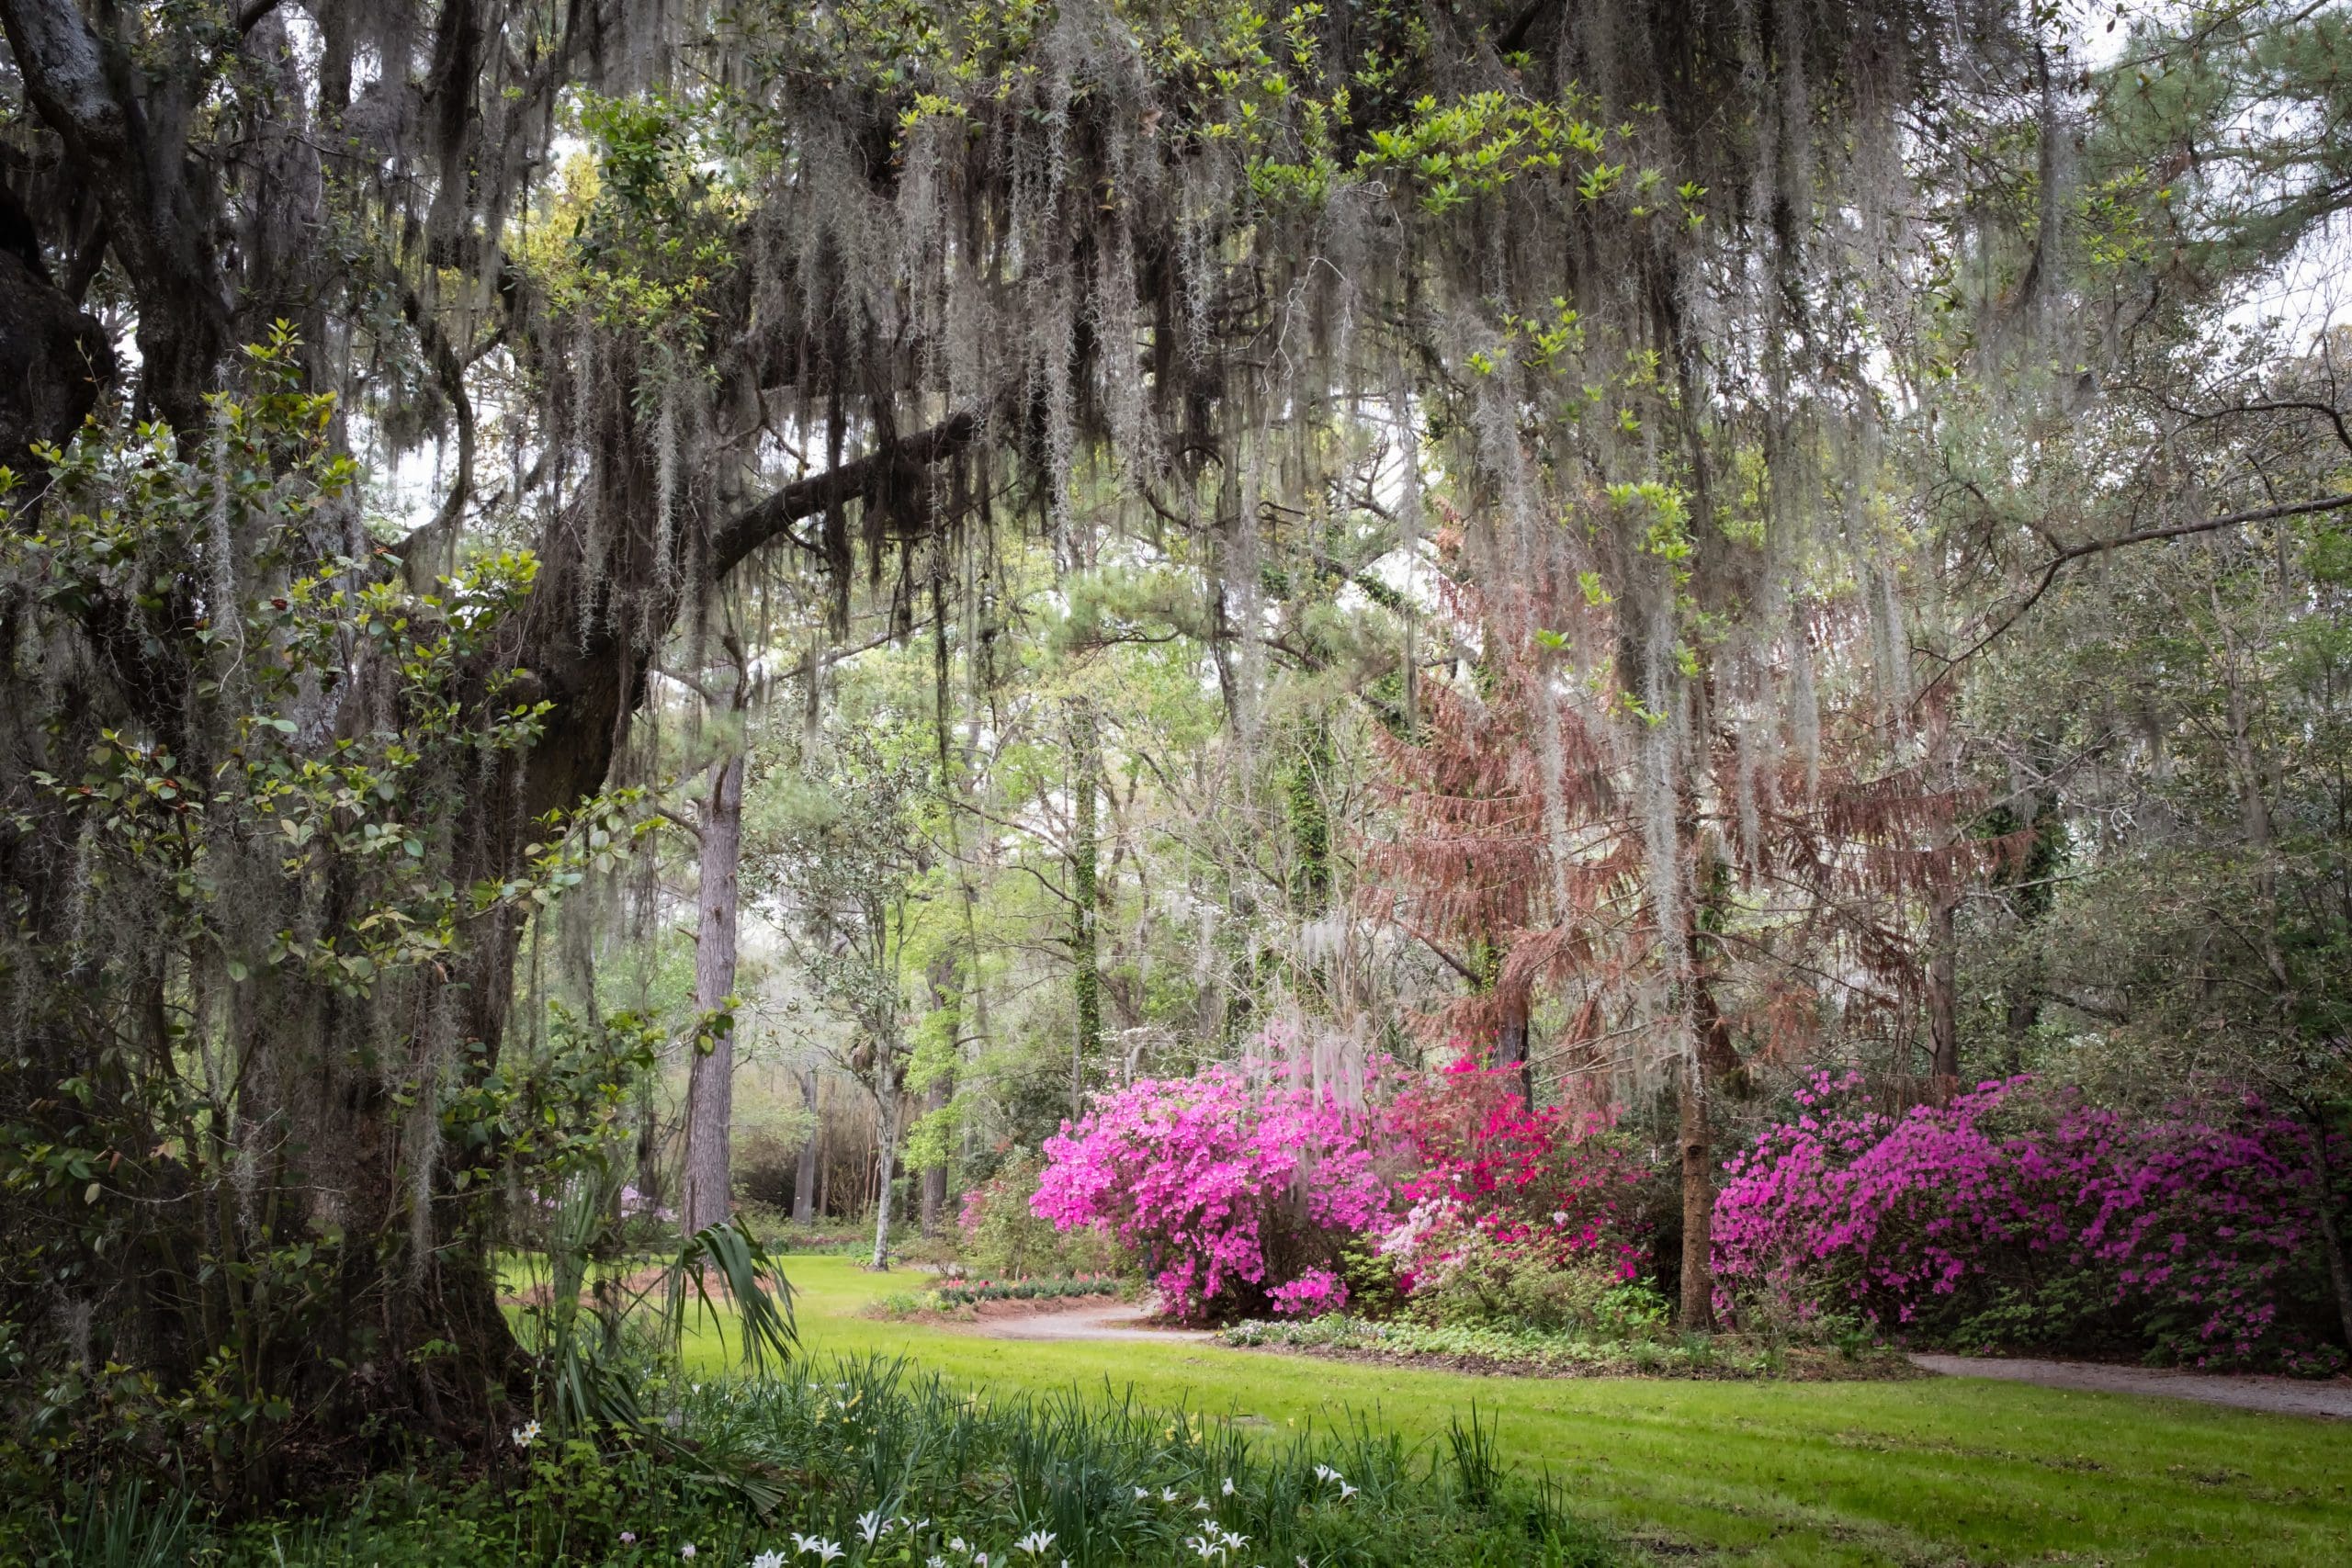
681;750;747;1236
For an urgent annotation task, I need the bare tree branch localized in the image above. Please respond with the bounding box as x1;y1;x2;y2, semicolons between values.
1927;491;2352;695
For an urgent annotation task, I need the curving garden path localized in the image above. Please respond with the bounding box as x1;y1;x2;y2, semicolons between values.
1907;1353;2352;1418
960;1301;1212;1343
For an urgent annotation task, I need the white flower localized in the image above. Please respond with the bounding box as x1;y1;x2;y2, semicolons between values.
949;1539;969;1555
1014;1529;1057;1556
1311;1465;1337;1483
1552;1211;1568;1225
1220;1477;1236;1496
752;1552;786;1568
856;1511;886;1543
511;1419;541;1449
1160;1487;1181;1504
1183;1536;1227;1562
791;1540;844;1565
1336;1481;1358;1502
681;1549;697;1562
929;1559;947;1568
1193;1497;1213;1513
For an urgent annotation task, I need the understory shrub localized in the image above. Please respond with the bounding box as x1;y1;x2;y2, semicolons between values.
1712;1073;2351;1371
1032;1065;1386;1321
957;1153;1121;1280
1372;1062;1655;1337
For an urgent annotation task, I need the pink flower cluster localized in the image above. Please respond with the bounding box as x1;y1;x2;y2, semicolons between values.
1712;1073;2347;1368
1384;1060;1646;1282
1031;1065;1385;1322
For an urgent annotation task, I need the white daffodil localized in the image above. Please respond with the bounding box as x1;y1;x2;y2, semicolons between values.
1013;1529;1056;1556
1160;1487;1181;1504
855;1511;885;1543
752;1552;786;1568
1336;1481;1358;1501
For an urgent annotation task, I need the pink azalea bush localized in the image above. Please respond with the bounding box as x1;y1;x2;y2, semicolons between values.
1379;1060;1648;1285
1713;1073;2349;1371
1031;1065;1386;1322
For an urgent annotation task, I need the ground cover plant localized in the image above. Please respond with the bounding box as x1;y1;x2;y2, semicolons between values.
19;1359;1622;1568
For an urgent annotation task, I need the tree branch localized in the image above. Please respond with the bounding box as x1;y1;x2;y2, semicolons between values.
1927;491;2352;695
707;411;981;582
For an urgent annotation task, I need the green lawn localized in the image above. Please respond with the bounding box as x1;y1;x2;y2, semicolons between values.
669;1256;2352;1566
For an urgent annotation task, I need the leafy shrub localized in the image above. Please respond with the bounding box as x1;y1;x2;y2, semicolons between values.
1404;1235;1668;1340
1368;1061;1655;1339
1034;1064;1385;1321
1713;1073;2350;1370
957;1152;1121;1280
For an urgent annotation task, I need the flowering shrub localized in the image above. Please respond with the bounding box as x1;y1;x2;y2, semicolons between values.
1713;1073;2349;1370
1032;1066;1386;1321
1377;1061;1648;1288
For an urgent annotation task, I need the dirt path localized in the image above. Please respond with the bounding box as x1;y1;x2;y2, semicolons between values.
1908;1353;2352;1419
959;1302;1213;1343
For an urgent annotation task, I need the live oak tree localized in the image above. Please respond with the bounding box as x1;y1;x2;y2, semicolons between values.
24;0;2343;1494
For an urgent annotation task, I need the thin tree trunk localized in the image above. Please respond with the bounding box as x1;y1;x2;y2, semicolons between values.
1676;794;1736;1332
680;750;746;1236
1070;696;1101;1117
1928;887;1959;1097
1677;1052;1714;1331
792;1066;819;1224
870;1069;901;1269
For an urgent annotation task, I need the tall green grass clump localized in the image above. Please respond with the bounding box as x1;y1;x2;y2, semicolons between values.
19;1358;1622;1567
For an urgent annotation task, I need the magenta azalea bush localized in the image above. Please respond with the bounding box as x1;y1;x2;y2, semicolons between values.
1031;1065;1386;1322
1713;1073;2349;1371
1379;1059;1647;1285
